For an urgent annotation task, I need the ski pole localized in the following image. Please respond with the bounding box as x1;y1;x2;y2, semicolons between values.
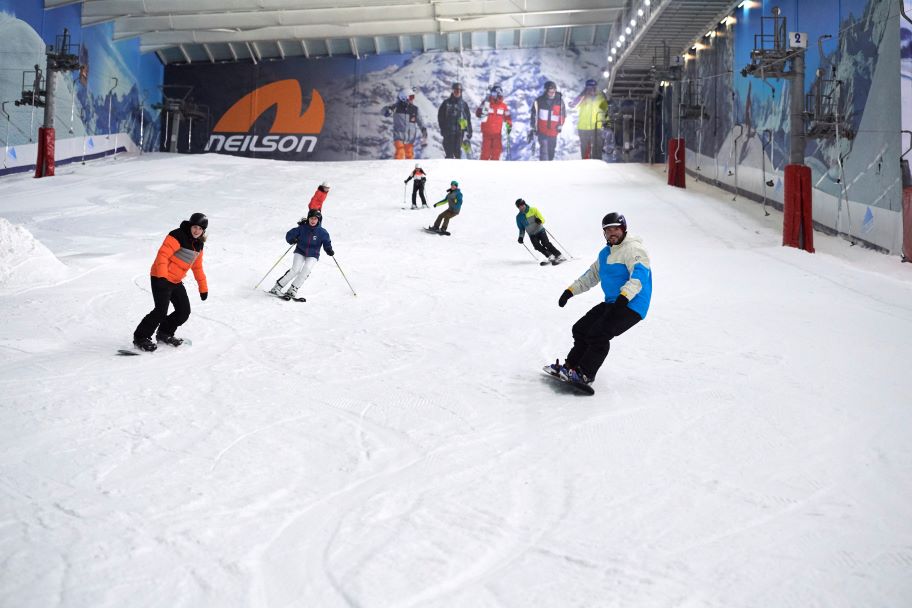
331;256;357;296
403;182;407;207
545;229;573;259
521;241;539;261
254;244;294;289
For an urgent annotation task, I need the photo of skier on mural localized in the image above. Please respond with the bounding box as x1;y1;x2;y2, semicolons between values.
382;88;428;159
475;84;512;161
437;82;472;159
528;80;566;161
568;79;609;160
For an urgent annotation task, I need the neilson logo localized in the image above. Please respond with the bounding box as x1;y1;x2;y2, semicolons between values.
206;79;325;154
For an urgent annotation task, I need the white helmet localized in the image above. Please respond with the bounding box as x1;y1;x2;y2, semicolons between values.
320;181;330;189
415;163;420;169
398;88;415;102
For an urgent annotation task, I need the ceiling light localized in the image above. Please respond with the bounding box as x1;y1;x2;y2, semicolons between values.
619;34;626;42
630;19;637;27
644;0;651;6
608;56;614;62
626;27;632;35
611;47;617;54
603;70;610;78
638;8;644;16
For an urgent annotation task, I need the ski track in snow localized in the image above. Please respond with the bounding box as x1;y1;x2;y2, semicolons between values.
1;154;911;607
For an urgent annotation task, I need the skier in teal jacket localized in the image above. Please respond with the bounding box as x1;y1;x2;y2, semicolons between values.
515;198;563;263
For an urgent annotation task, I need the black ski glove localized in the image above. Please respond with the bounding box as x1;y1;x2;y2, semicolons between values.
517;236;524;244
326;249;335;257
534;218;542;225
200;292;208;301
558;289;572;308
614;294;629;308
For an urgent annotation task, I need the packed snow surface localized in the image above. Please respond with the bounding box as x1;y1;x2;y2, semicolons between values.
1;154;910;607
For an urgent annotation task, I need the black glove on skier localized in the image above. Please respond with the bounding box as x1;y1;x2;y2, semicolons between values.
517;236;524;244
326;248;335;257
534;218;542;225
558;289;572;308
200;292;208;301
614;294;629;309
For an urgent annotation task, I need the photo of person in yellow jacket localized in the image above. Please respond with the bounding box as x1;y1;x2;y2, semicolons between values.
568;79;610;160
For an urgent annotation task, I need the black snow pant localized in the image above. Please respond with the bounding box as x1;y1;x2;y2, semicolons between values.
530;230;561;258
134;277;191;341
565;302;641;379
442;132;464;159
411;181;427;206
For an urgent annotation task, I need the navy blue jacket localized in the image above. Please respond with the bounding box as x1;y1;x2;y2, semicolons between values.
286;222;333;259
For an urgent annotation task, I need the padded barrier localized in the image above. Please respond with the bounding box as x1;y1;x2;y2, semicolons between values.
667;138;685;188
34;127;56;178
783;164;814;253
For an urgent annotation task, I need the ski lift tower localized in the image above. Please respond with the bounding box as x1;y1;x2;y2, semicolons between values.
652;43;685;187
17;29;82;178
741;6;812;252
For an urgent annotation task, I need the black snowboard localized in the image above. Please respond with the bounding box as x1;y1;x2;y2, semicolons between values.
117;338;193;356
541;366;595;395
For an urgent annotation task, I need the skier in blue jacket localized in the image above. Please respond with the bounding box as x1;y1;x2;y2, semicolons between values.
269;208;334;300
547;212;652;387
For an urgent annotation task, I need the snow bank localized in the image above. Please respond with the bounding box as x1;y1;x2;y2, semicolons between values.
0;216;68;288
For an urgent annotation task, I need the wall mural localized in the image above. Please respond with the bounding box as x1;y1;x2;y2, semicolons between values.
0;0;163;174
163;47;623;162
676;0;903;252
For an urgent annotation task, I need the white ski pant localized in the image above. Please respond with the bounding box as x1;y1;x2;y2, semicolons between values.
277;254;318;290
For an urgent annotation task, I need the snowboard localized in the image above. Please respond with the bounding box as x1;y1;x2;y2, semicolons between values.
117;338;193;356
422;227;450;236
541;366;595;395
266;291;306;302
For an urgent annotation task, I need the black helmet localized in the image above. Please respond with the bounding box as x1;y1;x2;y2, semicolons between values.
452;82;462;91
544;80;557;91
490;84;503;97
515;198;526;208
307;209;322;221
189;212;208;230
602;212;627;231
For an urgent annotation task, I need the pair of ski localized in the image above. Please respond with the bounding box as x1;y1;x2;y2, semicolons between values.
541;365;595;395
402;205;430;211
266;291;306;302
540;258;565;266
423;227;451;236
116;338;193;356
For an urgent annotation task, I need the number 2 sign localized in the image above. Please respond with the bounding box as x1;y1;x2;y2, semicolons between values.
789;32;808;48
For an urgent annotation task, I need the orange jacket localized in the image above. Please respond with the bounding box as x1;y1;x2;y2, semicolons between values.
150;223;208;293
308;187;329;210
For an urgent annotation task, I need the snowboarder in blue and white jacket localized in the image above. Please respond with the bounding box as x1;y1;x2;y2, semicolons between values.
269;208;334;299
548;212;652;386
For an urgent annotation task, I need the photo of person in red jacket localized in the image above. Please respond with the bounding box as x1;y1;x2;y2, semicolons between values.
529;80;566;161
132;213;209;352
475;84;512;161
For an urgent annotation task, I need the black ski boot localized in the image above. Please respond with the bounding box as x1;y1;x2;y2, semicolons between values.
133;337;157;352
156;333;184;347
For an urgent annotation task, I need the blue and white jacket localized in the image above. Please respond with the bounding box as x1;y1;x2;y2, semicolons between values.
567;234;652;319
286;221;333;259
